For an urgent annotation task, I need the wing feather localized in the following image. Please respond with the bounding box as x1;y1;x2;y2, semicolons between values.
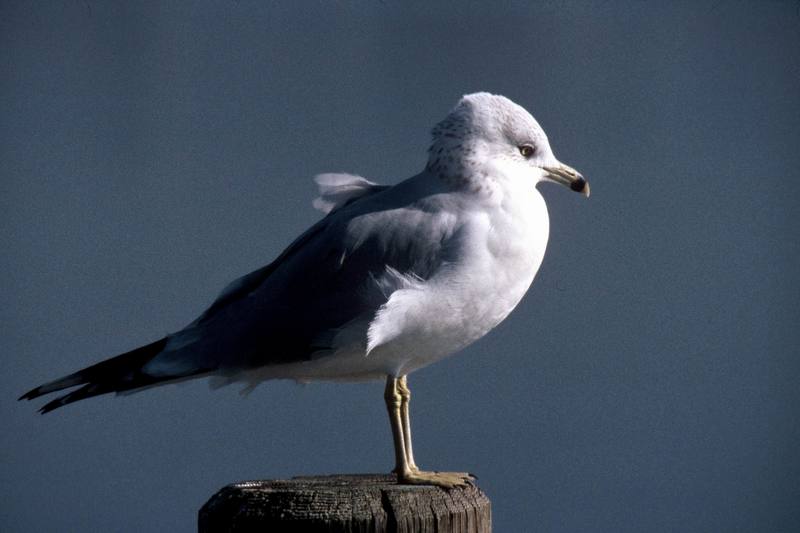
150;172;460;375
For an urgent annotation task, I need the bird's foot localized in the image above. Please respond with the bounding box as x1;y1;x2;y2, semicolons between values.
396;469;474;488
392;463;419;474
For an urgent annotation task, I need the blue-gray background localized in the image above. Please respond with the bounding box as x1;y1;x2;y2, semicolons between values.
2;1;798;531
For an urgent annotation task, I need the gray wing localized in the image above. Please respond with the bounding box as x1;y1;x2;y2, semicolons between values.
144;172;459;377
20;172;459;411
195;173;387;322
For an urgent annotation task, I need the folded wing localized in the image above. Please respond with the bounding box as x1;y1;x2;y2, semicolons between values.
21;171;460;411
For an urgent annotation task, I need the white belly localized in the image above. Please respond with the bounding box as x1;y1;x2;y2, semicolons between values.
377;193;549;375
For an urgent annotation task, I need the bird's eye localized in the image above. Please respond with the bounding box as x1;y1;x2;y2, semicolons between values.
519;145;535;158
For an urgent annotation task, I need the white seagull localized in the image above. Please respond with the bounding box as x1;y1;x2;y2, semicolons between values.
21;92;589;487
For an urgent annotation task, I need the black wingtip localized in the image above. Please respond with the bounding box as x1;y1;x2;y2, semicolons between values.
18;388;41;401
34;391;73;414
19;336;171;412
36;383;102;414
38;400;63;415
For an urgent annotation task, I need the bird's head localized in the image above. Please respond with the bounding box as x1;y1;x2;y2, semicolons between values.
427;92;589;198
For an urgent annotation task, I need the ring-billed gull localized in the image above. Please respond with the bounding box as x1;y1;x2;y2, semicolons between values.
20;92;589;487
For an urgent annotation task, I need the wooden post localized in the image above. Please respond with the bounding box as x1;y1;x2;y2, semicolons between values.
199;473;491;533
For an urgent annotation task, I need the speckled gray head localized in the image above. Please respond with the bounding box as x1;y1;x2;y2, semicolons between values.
427;92;589;197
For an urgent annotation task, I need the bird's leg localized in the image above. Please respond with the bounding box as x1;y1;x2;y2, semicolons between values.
397;375;418;471
384;376;409;475
385;375;473;488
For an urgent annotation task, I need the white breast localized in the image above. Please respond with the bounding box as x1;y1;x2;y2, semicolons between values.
366;187;550;376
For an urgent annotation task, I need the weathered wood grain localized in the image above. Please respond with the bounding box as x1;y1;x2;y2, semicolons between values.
199;474;491;532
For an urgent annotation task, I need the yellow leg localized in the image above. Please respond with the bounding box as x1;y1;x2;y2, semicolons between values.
397;375;418;471
384;376;408;473
384;375;473;488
